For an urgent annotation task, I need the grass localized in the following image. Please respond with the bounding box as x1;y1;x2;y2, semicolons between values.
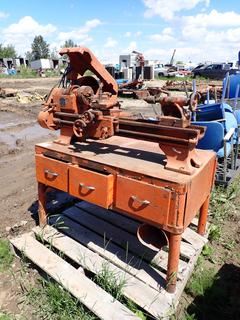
155;75;207;82
181;313;197;320
26;279;96;320
93;261;151;319
93;261;126;301
0;239;13;271
0;66;60;78
182;177;240;319
0;313;12;320
185;257;217;297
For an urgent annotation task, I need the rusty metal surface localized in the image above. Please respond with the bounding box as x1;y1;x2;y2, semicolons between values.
35;140;216;293
37;46;208;175
35;47;217;293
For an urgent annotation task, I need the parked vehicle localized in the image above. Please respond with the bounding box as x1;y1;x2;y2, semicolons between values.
192;63;238;79
154;64;170;77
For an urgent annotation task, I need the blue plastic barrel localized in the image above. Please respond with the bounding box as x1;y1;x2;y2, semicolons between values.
223;73;240;98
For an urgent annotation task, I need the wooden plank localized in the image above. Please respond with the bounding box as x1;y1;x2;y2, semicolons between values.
77;202;196;259
180;241;196;260
191;217;199;227
33;226;173;318
76;201;139;234
48;214;168;289
63;206;188;275
182;227;208;250
10;233;138;320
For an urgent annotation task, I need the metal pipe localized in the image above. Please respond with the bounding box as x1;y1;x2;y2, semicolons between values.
233;84;240;111
54;112;81;119
53;118;74;126
192;79;196;93
117;128;192;145
222;72;229;103
206;86;210;104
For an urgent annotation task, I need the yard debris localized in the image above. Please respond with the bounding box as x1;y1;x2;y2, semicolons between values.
16;91;45;104
0;87;45;102
0;87;18;98
5;220;28;234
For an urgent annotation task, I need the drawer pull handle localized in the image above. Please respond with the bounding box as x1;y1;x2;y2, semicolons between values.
79;183;95;191
44;169;59;177
131;196;150;205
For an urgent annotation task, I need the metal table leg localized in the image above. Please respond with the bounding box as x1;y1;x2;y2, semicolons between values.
166;233;181;293
197;195;210;236
38;182;47;227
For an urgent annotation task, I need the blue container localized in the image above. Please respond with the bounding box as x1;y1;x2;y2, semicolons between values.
223;73;240;99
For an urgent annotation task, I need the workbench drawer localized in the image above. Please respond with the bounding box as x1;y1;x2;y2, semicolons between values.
35;155;68;192
115;176;171;226
69;166;114;208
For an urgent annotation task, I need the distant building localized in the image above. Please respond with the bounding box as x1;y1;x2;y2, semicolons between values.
119;54;138;69
0;57;29;68
30;58;67;70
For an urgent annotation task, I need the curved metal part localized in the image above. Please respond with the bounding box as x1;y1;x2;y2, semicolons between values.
38;108;57;130
161;102;184;119
137;224;169;252
59;47;118;107
189;91;200;112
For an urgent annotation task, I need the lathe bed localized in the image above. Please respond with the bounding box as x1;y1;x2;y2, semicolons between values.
35;136;216;293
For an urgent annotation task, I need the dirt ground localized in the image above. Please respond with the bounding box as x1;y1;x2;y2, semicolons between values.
0;77;239;319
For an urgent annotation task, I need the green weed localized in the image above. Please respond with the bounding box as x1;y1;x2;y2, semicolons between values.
186;263;217;297
26;279;95;320
222;240;235;250
201;244;214;257
208;224;222;241
181;312;197;320
0;313;12;320
125;299;147;320
0;239;13;271
93;262;126;301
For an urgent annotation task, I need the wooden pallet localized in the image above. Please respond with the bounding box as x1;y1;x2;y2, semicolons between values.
11;202;208;320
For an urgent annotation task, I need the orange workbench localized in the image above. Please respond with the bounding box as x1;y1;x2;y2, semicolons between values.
35;135;216;292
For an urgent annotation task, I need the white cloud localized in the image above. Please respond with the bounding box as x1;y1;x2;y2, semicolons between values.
123;31;142;38
0;11;9;19
149;33;173;42
126;41;137;52
135;31;142;37
162;27;172;35
149;27;174;42
104;37;118;48
57;19;101;43
124;31;131;37
2;16;57;55
143;0;209;20
3;16;56;36
183;9;240;28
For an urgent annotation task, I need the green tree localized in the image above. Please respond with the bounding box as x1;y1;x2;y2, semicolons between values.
25;51;33;61
31;35;50;60
50;48;60;59
0;44;17;58
62;39;78;48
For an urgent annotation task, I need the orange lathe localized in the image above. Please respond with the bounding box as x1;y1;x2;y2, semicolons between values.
35;47;216;293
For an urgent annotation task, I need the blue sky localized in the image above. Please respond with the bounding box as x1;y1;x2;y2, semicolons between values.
0;0;240;63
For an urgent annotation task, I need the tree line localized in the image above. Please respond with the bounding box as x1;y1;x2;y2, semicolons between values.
0;36;78;60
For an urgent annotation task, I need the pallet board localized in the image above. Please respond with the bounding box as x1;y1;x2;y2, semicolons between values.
11;202;208;320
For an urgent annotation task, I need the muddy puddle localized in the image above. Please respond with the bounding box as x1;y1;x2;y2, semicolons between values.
0;111;27;129
0;123;53;148
0;110;57;154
